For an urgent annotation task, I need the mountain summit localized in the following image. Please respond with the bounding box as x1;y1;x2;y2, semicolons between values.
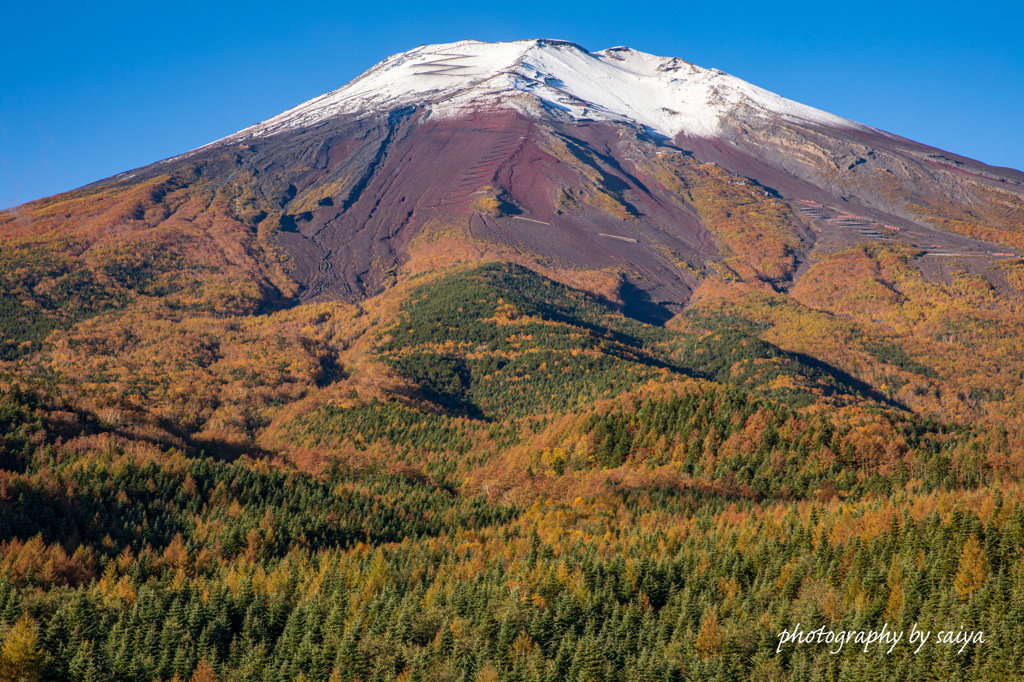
214;39;862;144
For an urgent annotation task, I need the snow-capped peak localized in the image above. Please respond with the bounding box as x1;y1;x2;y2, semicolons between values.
221;39;861;144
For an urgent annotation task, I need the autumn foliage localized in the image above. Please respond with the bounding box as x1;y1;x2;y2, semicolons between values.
2;161;1024;680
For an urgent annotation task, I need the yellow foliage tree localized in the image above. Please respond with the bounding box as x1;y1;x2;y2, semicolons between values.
954;536;990;599
884;558;905;622
0;614;44;682
475;664;500;682
190;659;219;682
695;608;724;659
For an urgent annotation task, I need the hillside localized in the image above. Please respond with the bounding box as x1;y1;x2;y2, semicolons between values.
2;39;1024;682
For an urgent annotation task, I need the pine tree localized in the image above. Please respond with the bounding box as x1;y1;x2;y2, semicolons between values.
68;642;106;682
335;628;368;681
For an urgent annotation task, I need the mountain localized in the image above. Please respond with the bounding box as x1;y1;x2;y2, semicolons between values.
2;39;1024;681
68;38;1023;319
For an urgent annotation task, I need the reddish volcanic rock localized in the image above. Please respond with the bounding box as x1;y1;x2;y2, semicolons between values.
66;39;1024;319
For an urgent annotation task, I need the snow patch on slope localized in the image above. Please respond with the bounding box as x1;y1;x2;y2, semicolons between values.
214;39;864;146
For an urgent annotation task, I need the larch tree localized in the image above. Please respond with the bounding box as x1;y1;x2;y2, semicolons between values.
0;614;44;682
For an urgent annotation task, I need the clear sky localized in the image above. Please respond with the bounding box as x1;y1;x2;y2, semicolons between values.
2;0;1022;209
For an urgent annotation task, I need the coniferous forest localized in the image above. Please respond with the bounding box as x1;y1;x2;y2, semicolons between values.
3;145;1024;682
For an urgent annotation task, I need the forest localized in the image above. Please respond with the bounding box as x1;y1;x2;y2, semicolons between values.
2;162;1024;681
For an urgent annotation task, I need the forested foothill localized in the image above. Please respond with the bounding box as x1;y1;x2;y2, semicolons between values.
2;166;1024;682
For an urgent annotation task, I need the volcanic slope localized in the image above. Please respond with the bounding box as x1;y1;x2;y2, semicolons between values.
4;38;1024;428
31;39;1015;321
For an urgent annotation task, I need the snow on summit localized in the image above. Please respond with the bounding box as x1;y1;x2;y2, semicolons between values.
224;39;860;143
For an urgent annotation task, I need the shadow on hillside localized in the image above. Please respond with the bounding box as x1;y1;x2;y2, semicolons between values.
789;350;908;411
617;281;676;326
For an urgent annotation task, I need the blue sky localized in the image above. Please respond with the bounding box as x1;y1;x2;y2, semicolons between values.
2;1;1022;209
